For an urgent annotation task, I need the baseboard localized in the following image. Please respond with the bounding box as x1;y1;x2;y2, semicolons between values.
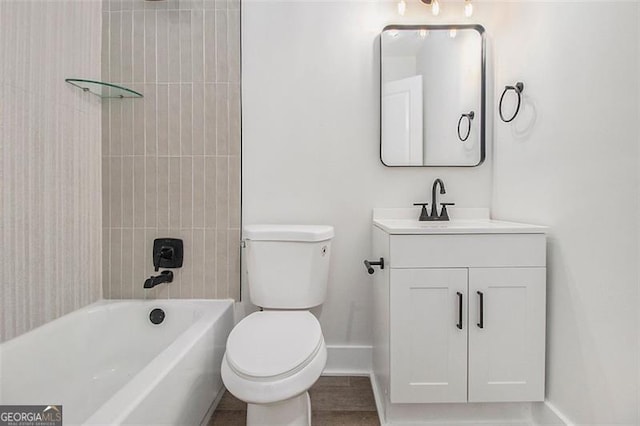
532;400;572;426
323;345;372;375
370;371;388;425
200;383;226;426
370;371;568;426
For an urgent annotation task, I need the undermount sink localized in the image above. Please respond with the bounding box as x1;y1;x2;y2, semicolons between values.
373;208;547;235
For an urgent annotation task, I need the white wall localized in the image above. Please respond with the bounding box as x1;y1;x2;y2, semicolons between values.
242;0;493;348
0;0;103;342
488;2;640;425
243;1;639;424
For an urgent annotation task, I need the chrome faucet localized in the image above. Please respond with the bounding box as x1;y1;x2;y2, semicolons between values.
413;178;455;221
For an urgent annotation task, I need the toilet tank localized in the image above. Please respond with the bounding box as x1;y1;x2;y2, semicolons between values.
244;225;334;309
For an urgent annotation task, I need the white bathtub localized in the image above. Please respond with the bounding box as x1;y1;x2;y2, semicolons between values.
0;299;234;425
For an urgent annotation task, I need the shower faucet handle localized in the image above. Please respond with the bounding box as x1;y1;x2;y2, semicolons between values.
152;238;184;272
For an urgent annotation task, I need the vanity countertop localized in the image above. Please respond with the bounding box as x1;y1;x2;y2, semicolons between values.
373;208;547;235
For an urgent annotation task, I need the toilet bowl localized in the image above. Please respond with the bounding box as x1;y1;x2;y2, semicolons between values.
221;224;334;426
221;311;327;425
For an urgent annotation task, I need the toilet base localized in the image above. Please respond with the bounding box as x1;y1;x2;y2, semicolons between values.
246;392;311;426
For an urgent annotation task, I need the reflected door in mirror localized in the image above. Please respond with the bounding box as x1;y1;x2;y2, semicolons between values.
381;25;486;167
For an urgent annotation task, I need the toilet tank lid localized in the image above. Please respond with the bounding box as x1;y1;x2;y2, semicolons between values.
244;224;334;242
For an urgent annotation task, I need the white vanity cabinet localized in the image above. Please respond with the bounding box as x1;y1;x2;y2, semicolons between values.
372;216;547;406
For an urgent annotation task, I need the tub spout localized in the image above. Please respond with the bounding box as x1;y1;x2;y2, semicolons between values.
144;270;174;289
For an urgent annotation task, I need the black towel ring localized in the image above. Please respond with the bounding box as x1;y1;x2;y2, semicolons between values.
457;111;475;142
499;82;524;123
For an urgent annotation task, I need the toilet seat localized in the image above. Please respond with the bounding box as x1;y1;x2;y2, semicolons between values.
221;311;327;405
226;311;323;380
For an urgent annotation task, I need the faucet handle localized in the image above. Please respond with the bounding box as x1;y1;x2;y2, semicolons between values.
439;203;455;221
413;203;430;221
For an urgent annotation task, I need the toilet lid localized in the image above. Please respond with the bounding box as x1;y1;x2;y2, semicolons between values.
226;311;323;379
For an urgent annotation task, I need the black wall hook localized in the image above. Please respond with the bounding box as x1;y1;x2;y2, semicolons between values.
499;82;524;123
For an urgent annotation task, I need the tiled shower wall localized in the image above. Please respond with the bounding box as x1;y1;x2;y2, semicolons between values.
0;0;103;342
102;0;240;299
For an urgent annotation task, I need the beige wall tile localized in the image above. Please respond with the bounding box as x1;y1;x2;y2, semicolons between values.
101;0;240;303
191;229;206;297
229;83;240;156
168;157;181;228
102;101;111;156
121;99;134;155
109;11;122;82
180;83;193;154
168;11;180;83
215;11;228;82
180;156;193;228
216;157;229;230
228;230;240;299
133;84;145;155
228;10;240;84
215;230;228;298
168;84;181;155
121;11;133;84
204;10;216;82
144;84;157;155
204;83;217;155
156;156;170;228
132;229;146;299
215;83;228;155
121;156;134;228
144;10;157;82
192;10;204;83
110;101;123;155
204;229;217;298
121;228;134;299
192;156;205;227
192;82;205;155
133;11;145;83
133;156;146;227
102;156;111;226
145;156;158;227
180;11;192;82
156;10;169;83
109;157;123;227
157;84;169;155
229;155;240;229
109;228;123;298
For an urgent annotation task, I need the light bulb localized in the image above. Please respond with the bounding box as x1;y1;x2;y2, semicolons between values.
449;29;457;38
464;0;473;17
431;0;440;16
397;0;406;16
419;29;428;38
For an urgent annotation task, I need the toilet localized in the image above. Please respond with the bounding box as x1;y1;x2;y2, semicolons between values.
221;224;334;426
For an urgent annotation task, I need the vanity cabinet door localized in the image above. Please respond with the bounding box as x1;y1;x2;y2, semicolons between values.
390;268;468;403
468;268;546;402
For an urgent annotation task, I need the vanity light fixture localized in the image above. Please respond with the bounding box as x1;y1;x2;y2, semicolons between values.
464;0;473;17
418;0;440;16
397;0;407;16
399;0;472;18
430;0;440;16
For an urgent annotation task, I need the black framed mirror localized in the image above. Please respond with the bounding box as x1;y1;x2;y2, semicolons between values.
380;24;486;167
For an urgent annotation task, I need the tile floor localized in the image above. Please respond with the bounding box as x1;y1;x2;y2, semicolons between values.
209;376;380;425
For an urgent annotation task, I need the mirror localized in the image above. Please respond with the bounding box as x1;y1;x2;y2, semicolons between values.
380;25;486;167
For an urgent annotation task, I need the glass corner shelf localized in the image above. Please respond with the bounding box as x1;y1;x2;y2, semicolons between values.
65;79;143;99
